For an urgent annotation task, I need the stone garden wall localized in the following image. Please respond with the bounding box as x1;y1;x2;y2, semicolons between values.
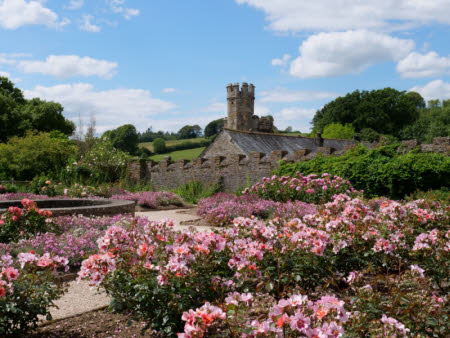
128;137;449;192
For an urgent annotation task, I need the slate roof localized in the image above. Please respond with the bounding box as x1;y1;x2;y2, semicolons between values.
203;129;356;157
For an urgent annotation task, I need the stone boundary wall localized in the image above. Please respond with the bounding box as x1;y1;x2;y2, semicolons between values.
129;137;449;192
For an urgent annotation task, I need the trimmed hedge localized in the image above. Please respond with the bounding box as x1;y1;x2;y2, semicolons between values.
275;144;449;199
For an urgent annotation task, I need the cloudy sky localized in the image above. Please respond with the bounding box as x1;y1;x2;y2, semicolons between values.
1;0;449;133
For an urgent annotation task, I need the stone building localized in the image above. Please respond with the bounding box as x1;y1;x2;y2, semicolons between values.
224;82;274;133
201;82;357;159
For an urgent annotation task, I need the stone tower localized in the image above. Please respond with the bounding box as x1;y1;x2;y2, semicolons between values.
225;82;256;131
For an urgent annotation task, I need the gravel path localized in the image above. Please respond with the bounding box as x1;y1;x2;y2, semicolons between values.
47;209;211;322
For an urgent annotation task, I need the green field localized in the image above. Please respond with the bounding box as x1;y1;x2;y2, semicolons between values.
148;147;206;162
140;138;208;152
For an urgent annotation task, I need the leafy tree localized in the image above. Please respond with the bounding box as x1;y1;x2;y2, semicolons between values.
103;124;139;155
177;125;203;139
0;132;77;180
0;76;74;142
400;101;450;143
312;88;423;137
21;98;75;136
204;118;224;138
153;138;166;153
322;123;355;139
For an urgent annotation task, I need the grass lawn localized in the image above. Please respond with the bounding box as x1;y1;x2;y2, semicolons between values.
148;147;206;161
140;138;208;152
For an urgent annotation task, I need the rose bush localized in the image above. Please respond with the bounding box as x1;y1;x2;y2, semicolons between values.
0;199;57;243
243;173;360;203
79;194;449;336
0;251;68;335
197;193;316;226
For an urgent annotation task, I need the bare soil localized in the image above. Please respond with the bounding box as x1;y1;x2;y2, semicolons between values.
29;309;161;337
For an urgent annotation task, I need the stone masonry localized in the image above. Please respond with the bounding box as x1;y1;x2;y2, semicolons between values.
128;137;449;192
224;82;274;133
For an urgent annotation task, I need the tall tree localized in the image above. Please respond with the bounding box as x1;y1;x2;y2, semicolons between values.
311;88;423;137
103;124;140;155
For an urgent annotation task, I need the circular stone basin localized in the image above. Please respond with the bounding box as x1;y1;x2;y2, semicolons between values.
0;199;135;217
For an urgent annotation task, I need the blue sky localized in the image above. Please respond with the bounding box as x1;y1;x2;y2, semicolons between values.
1;0;449;134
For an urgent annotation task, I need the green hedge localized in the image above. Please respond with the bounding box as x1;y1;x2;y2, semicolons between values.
275;144;450;199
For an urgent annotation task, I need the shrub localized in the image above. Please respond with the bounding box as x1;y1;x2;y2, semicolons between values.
0;185;5;194
244;173;359;203
276;144;450;198
322;122;355;139
0;132;77;180
153;138;166;153
175;180;222;204
197;193;316;226
78;195;449;335
0;199;56;243
0;252;68;335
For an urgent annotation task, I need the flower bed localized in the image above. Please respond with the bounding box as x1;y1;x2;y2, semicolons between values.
79;195;449;336
244;173;360;203
0;214;149;268
197;193;316;226
111;191;184;209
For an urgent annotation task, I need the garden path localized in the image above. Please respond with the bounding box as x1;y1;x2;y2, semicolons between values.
46;208;211;322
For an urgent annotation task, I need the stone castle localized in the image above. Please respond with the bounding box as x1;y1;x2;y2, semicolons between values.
127;82;450;191
224;82;274;133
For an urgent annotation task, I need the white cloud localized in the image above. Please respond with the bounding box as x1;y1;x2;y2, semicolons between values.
235;0;450;32
260;87;337;103
203;100;227;113
289;30;414;78
272;54;291;67
0;0;69;30
80;14;101;32
162;88;178;93
108;0;139;20
410;80;450;101
18;55;117;79
397;51;450;78
66;0;84;10
24;83;178;133
0;71;10;77
275;107;316;120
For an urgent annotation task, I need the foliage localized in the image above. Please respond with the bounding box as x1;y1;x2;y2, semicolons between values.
400;102;450;143
138;127;179;143
152;138;166;153
0;252;68;335
244;173;360;203
174;180;223;204
322;123;355;139
0;76;74;142
177;125;203;139
0;132;77;180
276;144;450;199
79;196;449;336
78;139;131;183
204;118;225;138
0;199;56;243
311;88;423;137
103;124;140;155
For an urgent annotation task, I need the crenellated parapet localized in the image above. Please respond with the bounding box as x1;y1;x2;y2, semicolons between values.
128;137;449;191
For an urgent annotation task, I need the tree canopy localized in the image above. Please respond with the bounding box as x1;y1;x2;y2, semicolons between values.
177;125;203;139
0;76;75;142
103;124;140;155
204;118;224;138
311;88;424;137
322;123;355;139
